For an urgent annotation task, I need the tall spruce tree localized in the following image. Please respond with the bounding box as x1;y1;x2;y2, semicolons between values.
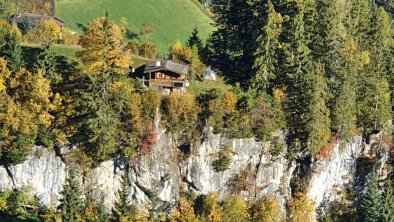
277;0;314;149
60;166;83;222
70;13;132;161
187;27;203;52
34;44;57;80
207;0;264;84
115;173;132;218
3;35;23;72
305;62;331;154
358;175;383;222
382;182;394;222
252;0;283;92
357;6;392;134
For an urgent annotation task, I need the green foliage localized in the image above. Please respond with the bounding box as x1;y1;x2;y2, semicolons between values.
0;186;39;218
115;173;132;218
3;134;35;164
382;182;394;222
187;27;203;52
270;136;284;160
357;175;383;222
250;95;285;141
252;0;282;91
60;166;83;222
2;35;24;72
55;0;214;55
211;145;232;172
305;62;331;155
34;44;57;80
141;90;162;121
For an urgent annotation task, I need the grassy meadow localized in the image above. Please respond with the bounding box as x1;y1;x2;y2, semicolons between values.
55;0;215;56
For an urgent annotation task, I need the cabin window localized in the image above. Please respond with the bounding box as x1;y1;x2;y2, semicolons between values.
173;82;184;88
158;73;164;78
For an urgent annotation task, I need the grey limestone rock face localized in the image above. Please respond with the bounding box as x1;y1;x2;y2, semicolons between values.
0;147;66;208
0;130;390;220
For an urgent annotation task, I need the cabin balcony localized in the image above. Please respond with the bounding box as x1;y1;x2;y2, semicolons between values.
147;79;187;88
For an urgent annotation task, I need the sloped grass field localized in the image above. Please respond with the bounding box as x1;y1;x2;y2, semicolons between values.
55;0;215;55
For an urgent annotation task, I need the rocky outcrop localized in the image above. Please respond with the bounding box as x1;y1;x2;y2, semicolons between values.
0;147;66;208
0;130;390;219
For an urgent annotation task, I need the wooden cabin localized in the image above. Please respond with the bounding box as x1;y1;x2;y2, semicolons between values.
10;13;64;28
132;60;189;94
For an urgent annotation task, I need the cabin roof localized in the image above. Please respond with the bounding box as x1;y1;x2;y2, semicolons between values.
10;13;64;25
135;60;189;76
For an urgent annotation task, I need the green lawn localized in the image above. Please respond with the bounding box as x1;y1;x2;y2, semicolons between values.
55;0;215;56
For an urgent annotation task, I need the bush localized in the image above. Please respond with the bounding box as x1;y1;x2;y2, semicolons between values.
249;196;283;222
160;93;199;133
126;40;140;55
288;192;315;222
220;196;248;222
141;90;161;121
211;145;233;172
212;155;231;172
270;136;284;160
139;41;157;59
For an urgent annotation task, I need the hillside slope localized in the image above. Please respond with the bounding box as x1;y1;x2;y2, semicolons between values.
55;0;215;55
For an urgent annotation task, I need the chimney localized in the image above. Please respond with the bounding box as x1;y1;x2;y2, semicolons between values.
156;60;161;66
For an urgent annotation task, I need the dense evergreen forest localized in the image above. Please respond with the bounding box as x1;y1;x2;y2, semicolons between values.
0;0;393;221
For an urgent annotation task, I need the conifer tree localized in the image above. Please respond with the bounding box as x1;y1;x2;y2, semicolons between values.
382;182;394;222
278;0;313;148
115;173;131;218
71;13;134;161
357;7;392;133
357;176;383;222
252;0;282;92
60;166;83;222
34;44;57;80
3;35;24;72
187;27;203;52
305;62;331;154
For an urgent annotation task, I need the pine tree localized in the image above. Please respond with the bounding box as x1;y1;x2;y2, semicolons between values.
70;13;134;161
305;62;331;154
115;173;131;217
34;44;57;80
3;35;24;72
358;175;383;222
252;0;283;92
207;0;264;84
60;166;83;222
187;27;203;52
357;7;392;134
277;0;314;149
382;182;394;222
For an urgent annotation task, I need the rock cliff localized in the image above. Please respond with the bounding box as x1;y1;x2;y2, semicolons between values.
0;129;390;219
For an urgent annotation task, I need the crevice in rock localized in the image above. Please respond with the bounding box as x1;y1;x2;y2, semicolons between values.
289;155;312;195
3;164;16;188
54;145;66;163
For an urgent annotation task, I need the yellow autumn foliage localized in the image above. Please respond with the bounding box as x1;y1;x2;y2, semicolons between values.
169;196;199;222
78;15;132;75
221;195;248;222
0;63;60;156
288;192;315;222
249;196;283;222
24;19;62;44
